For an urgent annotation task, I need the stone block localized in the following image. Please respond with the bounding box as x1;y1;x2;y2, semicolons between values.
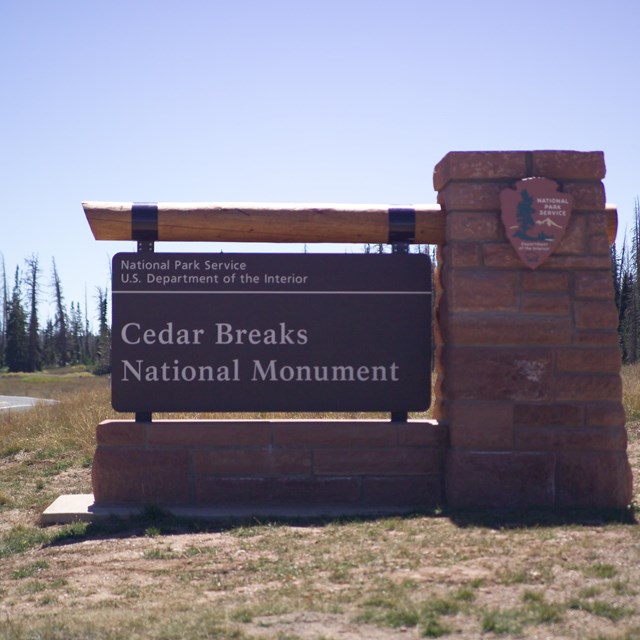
433;151;527;190
448;315;572;346
446;211;502;242
574;271;616;299
447;270;518;312
555;374;622;401
521;271;570;293
586;402;627;427
556;452;633;508
92;448;190;505
574;300;619;330
445;347;553;402
146;421;271;447
271;421;397;448
267;477;361;505
482;243;522;269
555;347;621;373
522;293;570;316
314;448;441;476
515;425;628;452
445;451;555;508
192;448;312;476
397;421;449;447
514;403;583;428
194;477;267;505
448;401;514;450
442;242;482;268
95;420;145;446
563;182;606;211
440;183;508;212
361;475;444;507
531;151;606;180
555;215;586;255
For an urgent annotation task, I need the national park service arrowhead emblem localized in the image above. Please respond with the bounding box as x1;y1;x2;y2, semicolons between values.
500;177;573;269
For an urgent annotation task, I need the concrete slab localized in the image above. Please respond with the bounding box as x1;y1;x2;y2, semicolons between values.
41;494;423;525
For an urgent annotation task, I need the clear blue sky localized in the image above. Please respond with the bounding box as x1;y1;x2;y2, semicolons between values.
2;0;639;327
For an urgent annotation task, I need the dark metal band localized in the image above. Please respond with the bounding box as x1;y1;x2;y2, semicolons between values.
388;207;416;243
132;203;159;241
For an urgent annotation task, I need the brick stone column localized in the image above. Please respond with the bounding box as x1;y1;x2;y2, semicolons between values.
433;151;633;509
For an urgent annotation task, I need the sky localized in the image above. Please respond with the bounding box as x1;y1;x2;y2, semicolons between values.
2;0;639;328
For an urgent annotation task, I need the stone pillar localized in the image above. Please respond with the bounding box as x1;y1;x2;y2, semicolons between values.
433;151;633;509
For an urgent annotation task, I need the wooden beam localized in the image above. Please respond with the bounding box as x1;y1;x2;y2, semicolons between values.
83;201;618;246
83;202;446;245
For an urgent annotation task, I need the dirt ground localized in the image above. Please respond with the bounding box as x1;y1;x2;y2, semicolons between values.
0;427;639;639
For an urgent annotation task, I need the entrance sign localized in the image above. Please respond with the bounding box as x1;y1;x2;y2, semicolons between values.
500;177;573;269
111;253;431;413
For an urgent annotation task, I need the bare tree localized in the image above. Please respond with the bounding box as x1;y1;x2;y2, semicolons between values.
51;258;68;367
24;254;41;371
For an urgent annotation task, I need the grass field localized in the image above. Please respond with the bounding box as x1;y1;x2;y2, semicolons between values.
0;366;638;639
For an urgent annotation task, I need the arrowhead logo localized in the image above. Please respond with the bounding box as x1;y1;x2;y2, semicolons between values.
500;177;573;269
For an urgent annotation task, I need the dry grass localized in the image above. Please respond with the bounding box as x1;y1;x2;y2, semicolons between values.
0;365;638;639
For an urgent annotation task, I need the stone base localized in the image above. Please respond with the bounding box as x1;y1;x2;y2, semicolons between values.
92;419;448;511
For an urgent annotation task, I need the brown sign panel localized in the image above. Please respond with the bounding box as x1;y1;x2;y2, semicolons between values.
500;177;573;269
111;253;431;413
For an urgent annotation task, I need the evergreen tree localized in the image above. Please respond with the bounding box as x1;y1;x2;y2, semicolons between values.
41;319;57;368
0;255;6;368
5;268;28;372
93;286;111;375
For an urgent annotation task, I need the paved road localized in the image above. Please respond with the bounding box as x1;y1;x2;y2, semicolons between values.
0;395;58;412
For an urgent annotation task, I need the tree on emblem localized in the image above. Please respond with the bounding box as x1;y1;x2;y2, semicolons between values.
513;189;552;241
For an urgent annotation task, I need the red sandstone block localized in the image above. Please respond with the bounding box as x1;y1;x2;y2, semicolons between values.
448;401;514;450
574;300;618;330
588;233;612;256
191;448;312;476
195;477;267;505
397;421;449;447
587;211;609;235
95;420;145;446
267;477;361;505
446;211;502;242
147;421;271;447
448;315;572;346
482;243;522;269
563;182;606;211
433;151;527;191
522;293;570;316
521;271;570;293
314;448;441;476
442;242;482;268
92;447;190;505
543;254;611;270
555;347;621;374
531;151;606;180
271;421;397;448
556;451;633;508
586;402;627;427
440;183;508;212
447;270;518;312
361;475;444;508
445;451;556;508
555;374;622;402
513;403;583;428
555;216;586;255
445;347;553;402
574;330;620;346
574;271;615;299
515;425;628;452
